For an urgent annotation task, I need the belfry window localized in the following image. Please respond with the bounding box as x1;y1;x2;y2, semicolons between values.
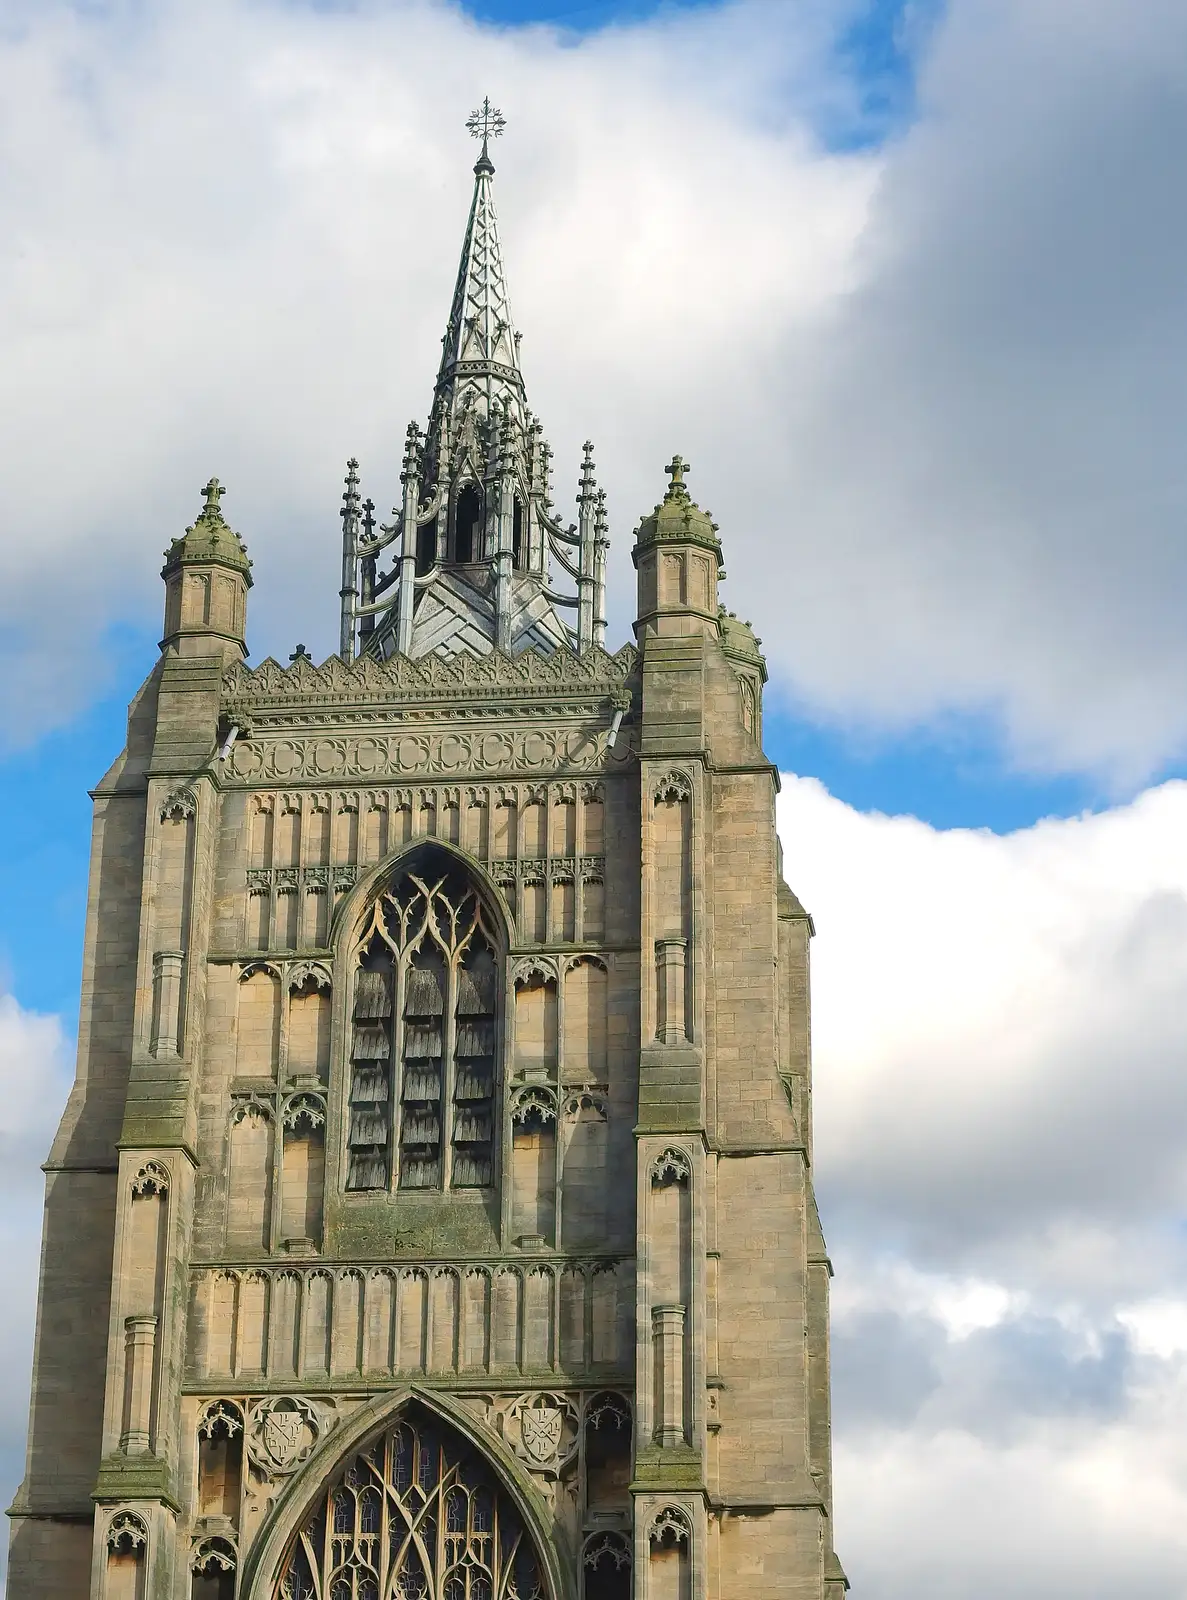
512;496;524;569
346;848;501;1193
416;516;438;576
454;484;483;563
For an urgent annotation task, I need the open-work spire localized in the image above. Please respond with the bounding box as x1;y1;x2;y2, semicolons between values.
435;101;524;432
338;106;608;664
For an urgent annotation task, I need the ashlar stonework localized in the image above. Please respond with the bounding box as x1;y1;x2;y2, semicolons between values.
7;109;848;1600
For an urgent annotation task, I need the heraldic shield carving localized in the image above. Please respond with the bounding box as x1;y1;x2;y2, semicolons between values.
250;1397;321;1475
504;1395;579;1473
275;1403;549;1600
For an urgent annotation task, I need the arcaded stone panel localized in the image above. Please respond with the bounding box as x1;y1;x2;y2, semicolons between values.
188;1257;635;1384
714;1154;810;1500
708;772;796;1149
17;1170;117;1514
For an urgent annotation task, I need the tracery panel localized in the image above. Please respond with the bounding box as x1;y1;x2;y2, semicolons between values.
277;1406;548;1600
346;849;502;1194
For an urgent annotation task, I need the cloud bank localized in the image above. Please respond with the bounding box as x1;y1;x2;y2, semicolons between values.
1;0;1186;778
778;775;1187;1597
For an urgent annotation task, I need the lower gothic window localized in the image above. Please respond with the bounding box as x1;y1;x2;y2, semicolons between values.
347;848;501;1194
277;1406;547;1600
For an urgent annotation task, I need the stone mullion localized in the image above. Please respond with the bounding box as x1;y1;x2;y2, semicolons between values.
390;952;408;1194
442;946;459;1191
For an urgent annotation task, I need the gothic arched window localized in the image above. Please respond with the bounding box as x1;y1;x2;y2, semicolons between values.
277;1406;548;1600
346;849;502;1193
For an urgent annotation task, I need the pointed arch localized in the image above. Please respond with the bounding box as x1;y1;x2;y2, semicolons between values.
331;839;514;957
334;843;512;1195
239;1388;567;1600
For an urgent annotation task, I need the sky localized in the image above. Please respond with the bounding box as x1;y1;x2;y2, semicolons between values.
2;0;1187;1592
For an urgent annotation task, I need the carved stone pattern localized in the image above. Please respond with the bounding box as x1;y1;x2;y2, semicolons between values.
222;642;636;702
198;1399;243;1439
651;1147;692;1186
584;1533;632;1571
223;725;627;786
230;1096;273;1126
192;1259;631;1383
246;1395;321;1474
288;959;332;992
649;1506;692;1545
505;1391;580;1470
191;1535;237;1573
160;785;198;821
245;865;359;893
489;855;602;894
563;1089;607;1119
130;1160;170;1197
512;1087;559;1125
107;1510;149;1552
513;956;558;987
283;1092;327;1131
652;769;693;804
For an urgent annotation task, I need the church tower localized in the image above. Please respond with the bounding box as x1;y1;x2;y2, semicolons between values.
7;106;847;1600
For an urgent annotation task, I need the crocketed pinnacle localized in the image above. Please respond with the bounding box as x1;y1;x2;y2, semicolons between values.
633;455;724;566
162;477;252;582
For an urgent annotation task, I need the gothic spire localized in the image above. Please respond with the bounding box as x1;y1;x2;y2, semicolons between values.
435;98;524;430
338;105;610;664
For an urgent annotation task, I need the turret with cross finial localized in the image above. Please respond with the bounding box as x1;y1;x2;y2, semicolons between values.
161;476;252;661
631;453;724;642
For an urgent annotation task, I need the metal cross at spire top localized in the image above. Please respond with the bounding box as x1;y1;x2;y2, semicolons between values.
466;98;506;165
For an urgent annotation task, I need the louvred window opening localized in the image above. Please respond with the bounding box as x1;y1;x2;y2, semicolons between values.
347;850;501;1193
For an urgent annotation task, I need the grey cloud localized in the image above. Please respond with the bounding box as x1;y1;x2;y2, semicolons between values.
726;0;1187;780
832;1306;1131;1437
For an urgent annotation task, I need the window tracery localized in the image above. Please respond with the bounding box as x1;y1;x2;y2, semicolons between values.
276;1407;548;1600
347;850;502;1193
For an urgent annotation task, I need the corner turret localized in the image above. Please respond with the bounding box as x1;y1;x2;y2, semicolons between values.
632;455;724;640
160;478;251;662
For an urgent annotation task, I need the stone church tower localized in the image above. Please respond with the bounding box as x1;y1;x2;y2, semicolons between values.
7;108;846;1600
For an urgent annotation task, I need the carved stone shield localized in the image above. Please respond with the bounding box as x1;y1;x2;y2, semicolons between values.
263;1406;306;1469
519;1404;563;1464
247;1396;319;1475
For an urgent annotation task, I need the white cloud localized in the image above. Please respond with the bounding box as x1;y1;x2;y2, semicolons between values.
4;0;1187;775
777;775;1187;1595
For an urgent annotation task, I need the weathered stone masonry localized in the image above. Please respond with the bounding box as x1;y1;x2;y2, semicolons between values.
7;111;847;1600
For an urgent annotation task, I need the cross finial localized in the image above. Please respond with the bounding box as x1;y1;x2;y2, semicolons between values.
664;455;690;497
201;477;225;519
466;98;506;170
